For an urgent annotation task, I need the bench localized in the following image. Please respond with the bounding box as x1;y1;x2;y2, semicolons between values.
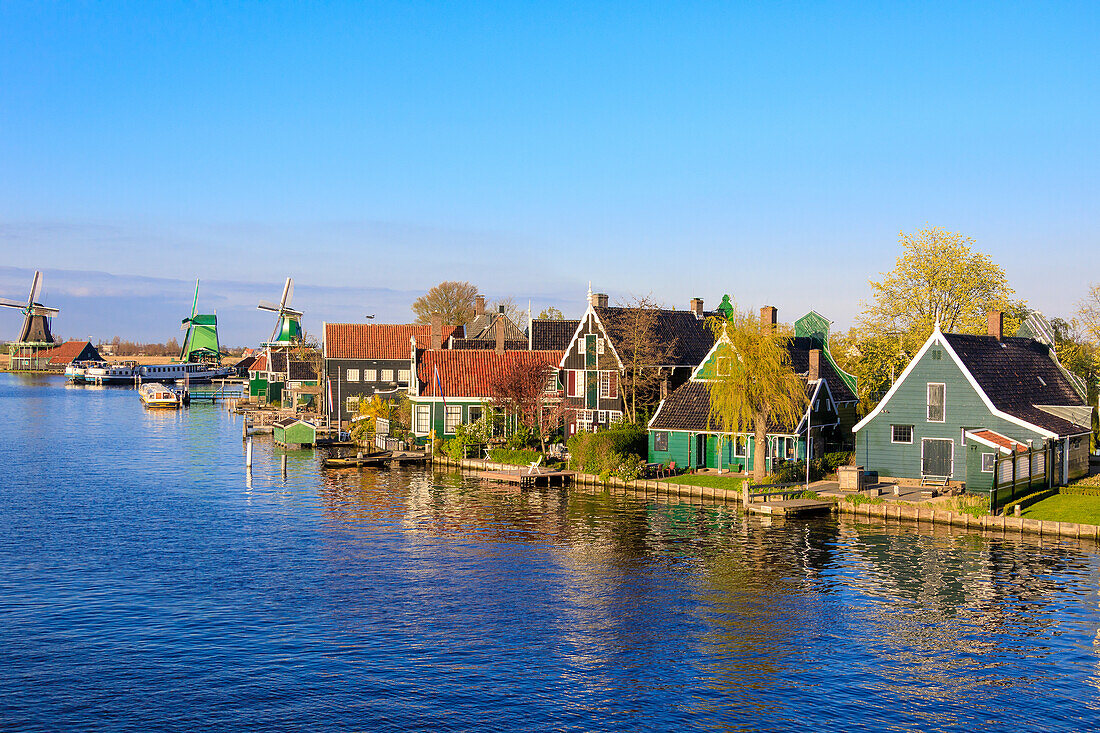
920;475;949;488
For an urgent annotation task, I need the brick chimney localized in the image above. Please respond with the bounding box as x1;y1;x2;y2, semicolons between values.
660;374;669;400
590;292;609;308
494;324;505;354
475;295;486;315
760;305;777;331
690;298;704;318
809;348;821;382
430;316;442;351
987;310;1003;340
498;304;505;314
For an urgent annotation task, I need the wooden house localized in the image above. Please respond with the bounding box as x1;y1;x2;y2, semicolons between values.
409;343;564;442
18;340;102;371
323;321;463;424
273;417;317;449
559;291;716;434
852;312;1093;490
647;309;858;471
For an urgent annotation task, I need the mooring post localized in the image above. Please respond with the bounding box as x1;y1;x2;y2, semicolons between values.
242;416;248;439
281;454;287;477
246;437;253;469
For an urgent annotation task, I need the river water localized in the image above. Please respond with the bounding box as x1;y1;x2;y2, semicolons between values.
2;373;1099;731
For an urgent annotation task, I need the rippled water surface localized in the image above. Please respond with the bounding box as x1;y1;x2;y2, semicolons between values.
2;374;1099;731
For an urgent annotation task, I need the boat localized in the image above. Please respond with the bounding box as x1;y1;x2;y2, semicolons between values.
138;382;188;408
84;360;140;384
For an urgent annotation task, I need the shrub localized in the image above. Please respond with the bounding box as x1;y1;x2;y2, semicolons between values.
567;424;648;476
823;451;854;473
506;425;536;450
443;438;466;461
844;493;885;506
488;448;541;466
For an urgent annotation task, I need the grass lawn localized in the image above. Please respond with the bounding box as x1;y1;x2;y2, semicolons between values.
664;474;747;491
1021;494;1100;525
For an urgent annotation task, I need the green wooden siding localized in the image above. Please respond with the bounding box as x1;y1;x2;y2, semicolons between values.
649;429;802;472
854;338;1046;481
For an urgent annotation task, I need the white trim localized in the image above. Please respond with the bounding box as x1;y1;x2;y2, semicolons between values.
890;424;914;444
981;452;996;472
920;436;955;478
690;325;731;381
852;327;1058;439
647;398;667;429
795;379;838;434
963;429;1020;454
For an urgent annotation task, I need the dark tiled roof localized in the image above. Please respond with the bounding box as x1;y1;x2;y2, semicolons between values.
450;338;529;351
325;323;463;360
531;320;580;351
268;352;289;374
594;307;715;367
288;360;317;381
788;337;858;403
417;349;564;398
944;333;1090;435
649;381;813;433
466;313;527;341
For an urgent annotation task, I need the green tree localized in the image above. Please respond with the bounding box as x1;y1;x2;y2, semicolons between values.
704;308;808;483
861;227;1019;338
1077;282;1100;345
411;281;480;326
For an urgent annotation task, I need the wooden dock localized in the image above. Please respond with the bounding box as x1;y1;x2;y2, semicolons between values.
479;469;574;488
323;450;431;470
745;498;834;516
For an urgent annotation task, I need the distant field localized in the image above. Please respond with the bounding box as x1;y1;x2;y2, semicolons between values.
1021;494;1100;525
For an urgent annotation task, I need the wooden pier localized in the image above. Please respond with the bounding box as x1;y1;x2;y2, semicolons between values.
744;498;834;517
478;469;575;488
323;450;431;470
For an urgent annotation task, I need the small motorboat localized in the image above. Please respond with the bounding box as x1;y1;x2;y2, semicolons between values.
138;382;188;408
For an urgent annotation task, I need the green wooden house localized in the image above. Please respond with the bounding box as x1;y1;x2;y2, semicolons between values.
647;316;857;471
852;313;1093;491
273;417;317;449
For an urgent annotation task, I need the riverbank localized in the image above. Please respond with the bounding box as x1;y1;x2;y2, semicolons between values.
434;454;1100;542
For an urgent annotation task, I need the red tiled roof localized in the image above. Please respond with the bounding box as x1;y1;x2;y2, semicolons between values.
251;352;268;372
39;340;99;365
325;323;463;360
968;429;1029;453
417;349;564;398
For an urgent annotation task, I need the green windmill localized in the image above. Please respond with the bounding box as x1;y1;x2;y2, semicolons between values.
180;280;223;363
258;277;304;347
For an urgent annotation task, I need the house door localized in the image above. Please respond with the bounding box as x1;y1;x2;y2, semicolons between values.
922;439;953;477
696;434;707;468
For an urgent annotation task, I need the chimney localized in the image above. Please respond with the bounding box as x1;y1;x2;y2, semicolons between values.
475;295;486;315
589;292;609;308
498;304;505;314
495;324;505;354
690;298;704;318
987;310;1003;340
430;316;442;351
660;374;669;400
809;349;821;382
760;306;777;331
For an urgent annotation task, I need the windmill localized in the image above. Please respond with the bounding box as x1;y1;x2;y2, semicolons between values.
258;277;304;347
179;280;223;363
1;270;60;345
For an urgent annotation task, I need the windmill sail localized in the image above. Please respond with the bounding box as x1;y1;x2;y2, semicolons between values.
1;270;59;344
179;280;223;363
258;277;304;346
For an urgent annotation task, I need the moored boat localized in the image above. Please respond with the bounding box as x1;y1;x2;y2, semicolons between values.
138;382;188;408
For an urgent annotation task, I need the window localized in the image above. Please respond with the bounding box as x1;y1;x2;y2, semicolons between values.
596;337;605;355
363;369;377;382
445;405;462;434
415;405;431;434
892;425;913;444
597;410;608;424
654;431;669;451
345;396;358;412
567;370;581;397
599;371;618;399
469;406;483;423
981;452;995;472
734;435;747;457
609;410;622;424
927;383;945;422
931;348;943;360
576;409;592;432
397;369;411;384
544;370;559;393
716;356;731;376
380;369;394;382
346;369;360;382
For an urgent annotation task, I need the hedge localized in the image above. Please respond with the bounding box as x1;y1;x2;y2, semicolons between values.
488;448;542;466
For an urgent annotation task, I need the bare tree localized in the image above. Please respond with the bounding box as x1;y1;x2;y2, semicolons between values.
613;294;676;424
412;281;480;326
487;359;556;448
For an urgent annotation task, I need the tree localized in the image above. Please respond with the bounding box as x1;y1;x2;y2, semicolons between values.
704;308;808;483
613;294;676;424
411;281;479;326
487;359;554;450
537;306;564;320
1077;283;1100;345
861;227;1018;338
488;296;526;330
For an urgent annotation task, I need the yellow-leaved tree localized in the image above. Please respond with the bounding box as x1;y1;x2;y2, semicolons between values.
704;307;808;484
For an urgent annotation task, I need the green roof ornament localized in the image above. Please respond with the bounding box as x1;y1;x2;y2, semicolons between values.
716;294;734;319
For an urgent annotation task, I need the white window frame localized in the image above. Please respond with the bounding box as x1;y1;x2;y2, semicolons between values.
346;368;360;382
981;452;995;473
596;337;605;355
444;405;462;434
469;405;483;423
380;369;394;382
734;435;747;458
363;369;377;382
920;437;954;478
654;431;669;451
609;410;622;424
397;369;411;384
345;396;359;412
568;369;582;397
599;371;612;398
415;404;431;434
891;424;914;444
927;383;946;423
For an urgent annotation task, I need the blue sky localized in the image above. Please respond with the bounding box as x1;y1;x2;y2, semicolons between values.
1;2;1097;345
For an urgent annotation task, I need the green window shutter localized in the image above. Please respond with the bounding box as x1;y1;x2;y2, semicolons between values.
585;334;597;369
